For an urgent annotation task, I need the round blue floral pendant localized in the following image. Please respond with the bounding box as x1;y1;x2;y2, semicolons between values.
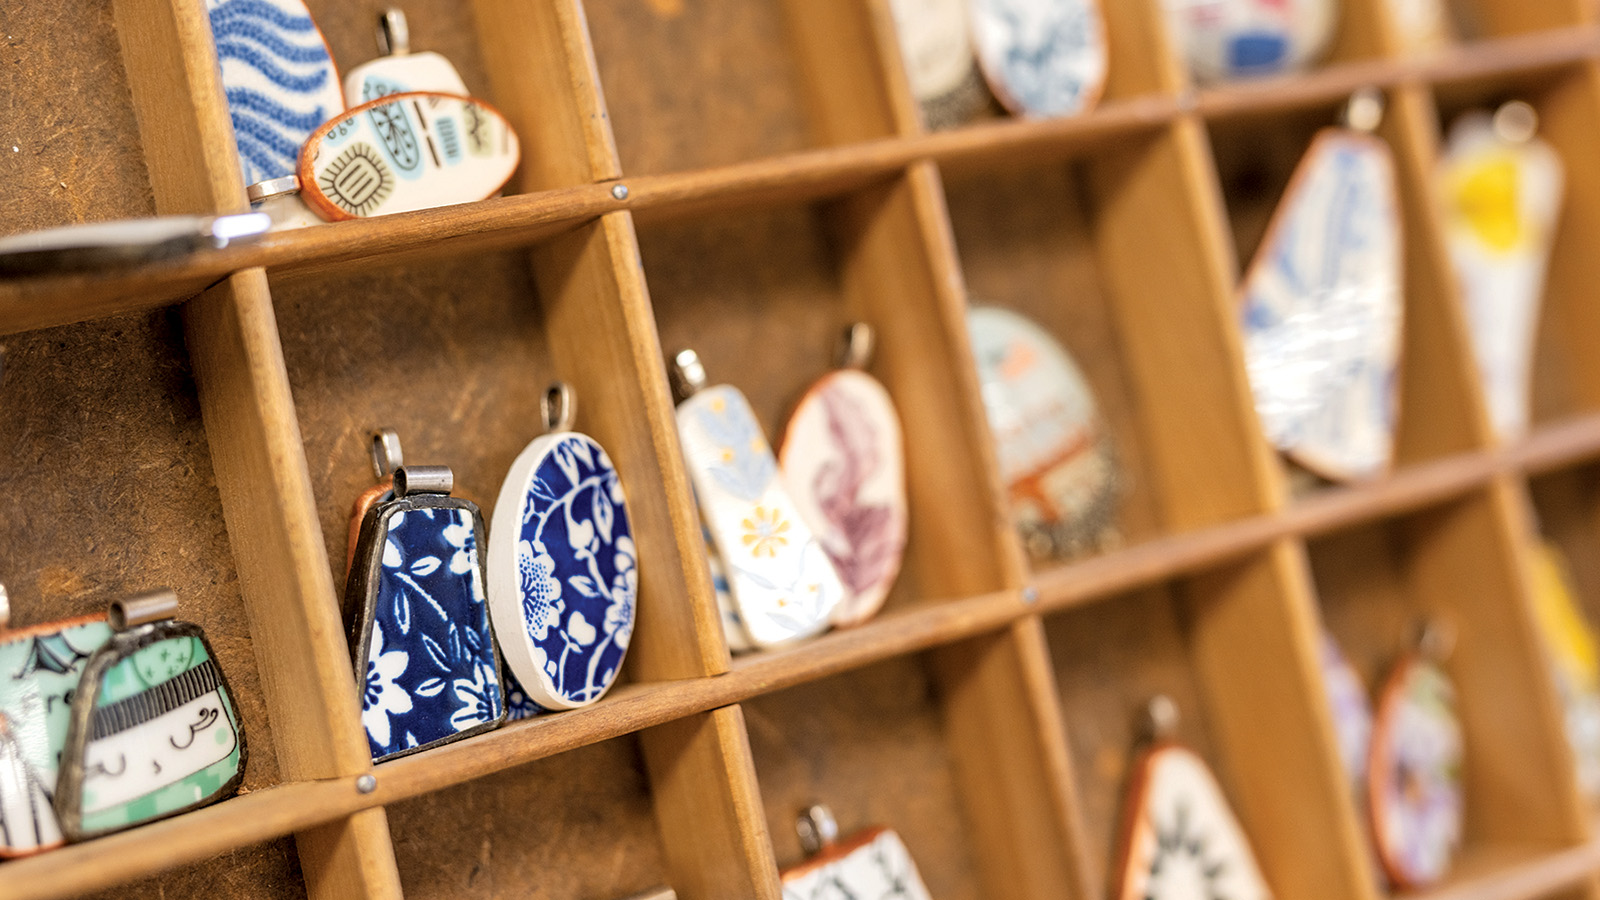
489;432;635;712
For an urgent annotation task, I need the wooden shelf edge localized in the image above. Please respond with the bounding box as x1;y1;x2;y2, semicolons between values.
1515;413;1600;474
1410;842;1600;900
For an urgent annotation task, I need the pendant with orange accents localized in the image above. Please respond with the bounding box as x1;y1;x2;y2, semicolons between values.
780;805;933;900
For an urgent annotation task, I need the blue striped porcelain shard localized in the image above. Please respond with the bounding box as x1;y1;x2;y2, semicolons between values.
207;0;345;187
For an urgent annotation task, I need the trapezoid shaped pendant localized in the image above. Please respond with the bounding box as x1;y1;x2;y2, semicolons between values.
1368;653;1463;888
780;806;933;900
1240;127;1403;482
969;0;1107;119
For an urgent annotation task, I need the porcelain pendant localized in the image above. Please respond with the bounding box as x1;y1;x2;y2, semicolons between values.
1240;129;1403;482
1164;0;1336;83
299;92;520;220
1113;743;1272;900
1319;630;1373;793
345;52;469;106
1529;540;1600;798
1438;111;1564;440
678;385;844;650
780;828;933;900
886;0;990;128
488;433;636;712
778;370;907;628
206;0;344;189
1387;0;1451;53
967;307;1120;560
1368;655;1463;888
704;526;757;654
0;616;111;855
969;0;1107;118
56;616;246;841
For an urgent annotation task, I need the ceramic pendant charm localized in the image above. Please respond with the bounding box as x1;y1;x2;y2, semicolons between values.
0;213;271;276
1240;91;1403;482
1164;0;1337;83
344;9;471;105
780;805;933;900
671;350;845;650
1319;629;1373;792
886;0;990;129
55;591;245;841
704;527;757;655
488;384;636;713
0;591;112;856
1438;102;1564;441
1387;0;1452;52
967;306;1120;561
1528;540;1600;798
777;325;907;628
969;0;1108;119
1112;697;1272;900
206;0;343;191
1368;623;1463;889
299;92;520;221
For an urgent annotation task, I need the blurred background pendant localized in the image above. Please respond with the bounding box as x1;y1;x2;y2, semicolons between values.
1438;101;1564;441
703;526;755;655
488;384;635;715
1319;629;1374;796
778;325;907;628
1386;0;1452;53
55;591;245;841
1528;539;1600;799
299;92;520;221
969;0;1107;118
1112;697;1272;900
345;434;504;761
1240;89;1402;483
344;8;470;104
967;306;1120;561
780;804;932;900
1368;621;1463;889
1164;0;1336;83
886;0;990;129
671;350;844;650
0;589;110;856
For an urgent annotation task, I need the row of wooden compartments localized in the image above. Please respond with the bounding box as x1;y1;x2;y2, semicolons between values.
7;0;1600;899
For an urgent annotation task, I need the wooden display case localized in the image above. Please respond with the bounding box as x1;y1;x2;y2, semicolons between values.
4;0;1600;898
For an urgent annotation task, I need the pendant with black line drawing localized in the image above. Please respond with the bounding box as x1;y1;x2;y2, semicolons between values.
968;0;1107;119
780;805;933;900
486;384;637;714
1367;622;1463;889
1112;697;1273;900
1240;90;1402;483
345;434;505;761
343;8;470;106
777;324;907;629
298;92;520;221
967;306;1121;562
886;0;990;129
0;588;111;856
1319;629;1374;797
670;350;845;651
1163;0;1336;84
54;590;246;842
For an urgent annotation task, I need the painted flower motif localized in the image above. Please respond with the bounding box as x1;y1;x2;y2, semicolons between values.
606;535;638;649
518;539;564;640
568;611;597;647
443;515;475;575
449;662;501;732
362;623;413;749
741;506;791;558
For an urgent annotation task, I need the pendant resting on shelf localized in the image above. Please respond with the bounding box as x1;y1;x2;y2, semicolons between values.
1164;0;1337;83
777;324;908;628
672;349;844;651
488;384;636;716
345;432;505;761
779;804;933;900
967;306;1121;561
54;590;246;842
1240;88;1403;483
968;0;1108;119
885;0;991;129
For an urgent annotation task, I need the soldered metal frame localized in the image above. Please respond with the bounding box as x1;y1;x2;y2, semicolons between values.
54;618;248;842
343;485;506;764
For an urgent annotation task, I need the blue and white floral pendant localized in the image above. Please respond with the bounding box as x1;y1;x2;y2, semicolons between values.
55;590;246;842
1164;0;1337;83
346;436;505;762
1240;95;1403;482
969;0;1108;119
343;8;471;105
781;805;933;900
488;384;635;715
671;350;845;651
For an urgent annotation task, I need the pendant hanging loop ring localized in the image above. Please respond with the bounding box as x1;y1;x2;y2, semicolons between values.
796;804;840;856
370;428;405;481
669;348;708;402
1416;617;1456;662
1144;694;1180;741
110;589;179;631
394;465;453;498
837;322;876;370
1342;87;1385;133
378;8;411;56
1493;100;1538;144
543;382;577;434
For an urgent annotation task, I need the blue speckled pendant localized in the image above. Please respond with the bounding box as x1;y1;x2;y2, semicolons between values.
488;384;636;715
345;434;505;762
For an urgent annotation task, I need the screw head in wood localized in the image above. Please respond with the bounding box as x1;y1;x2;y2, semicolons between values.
356;774;377;794
611;183;629;200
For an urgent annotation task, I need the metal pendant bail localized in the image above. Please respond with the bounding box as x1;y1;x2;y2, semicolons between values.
1143;693;1180;742
543;382;577;434
1342;87;1385;134
1416;617;1456;662
394;465;453;498
1493;100;1539;144
110;588;179;631
796;804;840;857
669;348;708;402
370;428;405;481
836;322;876;371
378;8;411;57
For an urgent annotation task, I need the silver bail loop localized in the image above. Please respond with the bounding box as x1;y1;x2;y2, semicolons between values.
837;322;876;371
110;589;179;631
370;429;404;481
1144;694;1179;742
1494;100;1538;144
378;8;411;57
796;804;839;857
1417;617;1456;662
394;465;453;498
1342;87;1385;134
543;382;577;434
669;348;708;402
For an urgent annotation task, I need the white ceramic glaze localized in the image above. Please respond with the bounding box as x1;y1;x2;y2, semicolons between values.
1164;0;1337;83
781;829;933;900
1320;630;1374;793
969;0;1107;118
343;51;469;106
1387;0;1452;53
